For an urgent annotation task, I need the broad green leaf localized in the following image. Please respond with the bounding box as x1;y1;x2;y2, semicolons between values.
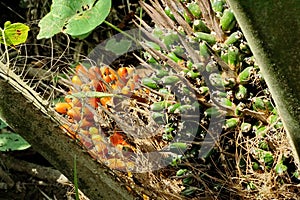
37;0;111;39
104;38;132;55
0;21;30;46
0;133;31;151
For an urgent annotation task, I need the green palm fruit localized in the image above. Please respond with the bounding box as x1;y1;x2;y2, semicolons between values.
167;52;183;63
220;9;236;31
151;101;171;111
152;26;164;39
183;11;192;24
235;84;247;100
268;114;284;129
164;126;174;134
187;2;202;19
239;40;251;54
156;69;169;78
143;51;158;64
164;6;175;21
221;50;228;63
205;60;218;73
174;105;193;114
182;176;193;185
169;142;188;151
223;77;236;88
252;97;265;112
199;41;211;61
168;103;181;113
162;75;181;85
212;0;226;14
194;62;206;72
158;88;170;95
142;77;159;89
220;97;234;107
176;169;188;176
145;41;161;51
235;102;245;116
193;20;210;33
194;32;216;45
228;45;240;70
151;112;165;121
162;133;173;141
172;45;186;58
255;126;267;137
252;162;260;170
225;31;243;45
186;60;193;69
199;86;209;96
204;107;221;117
241;122;252;132
238;66;254;84
163;32;179;47
224;118;239;129
209;73;223;88
186;70;200;79
259;141;269;151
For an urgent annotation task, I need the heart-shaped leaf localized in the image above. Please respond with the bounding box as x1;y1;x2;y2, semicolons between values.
37;0;111;39
0;21;30;46
0;133;31;151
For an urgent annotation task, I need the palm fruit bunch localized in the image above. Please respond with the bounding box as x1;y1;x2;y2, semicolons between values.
53;0;294;198
137;0;290;198
54;64;141;170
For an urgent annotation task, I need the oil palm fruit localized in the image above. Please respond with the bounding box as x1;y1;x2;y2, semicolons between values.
193;20;210;33
224;118;239;130
235;85;247;100
220;9;236;31
238;66;254;84
187;2;202;19
225;31;243;45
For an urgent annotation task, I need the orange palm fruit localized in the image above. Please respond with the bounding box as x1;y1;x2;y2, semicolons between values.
121;86;132;95
126;67;134;75
126;79;136;90
88;127;99;135
55;102;72;114
79;117;94;129
100;97;111;107
94;141;108;155
105;158;126;170
71;75;82;86
81;84;91;92
109;74;117;81
82;107;94;120
88;66;101;80
88;97;100;108
71;97;81;107
103;75;112;83
90;80;106;92
60;124;77;139
110;132;127;146
75;64;88;76
100;66;110;76
132;74;140;82
117;67;128;82
67;107;81;121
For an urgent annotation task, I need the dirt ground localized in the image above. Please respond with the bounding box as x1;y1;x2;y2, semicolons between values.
0;149;79;200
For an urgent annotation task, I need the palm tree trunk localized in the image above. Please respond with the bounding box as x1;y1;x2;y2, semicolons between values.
227;0;300;166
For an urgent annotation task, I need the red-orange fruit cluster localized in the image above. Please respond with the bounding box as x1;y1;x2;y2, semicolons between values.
55;64;139;170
